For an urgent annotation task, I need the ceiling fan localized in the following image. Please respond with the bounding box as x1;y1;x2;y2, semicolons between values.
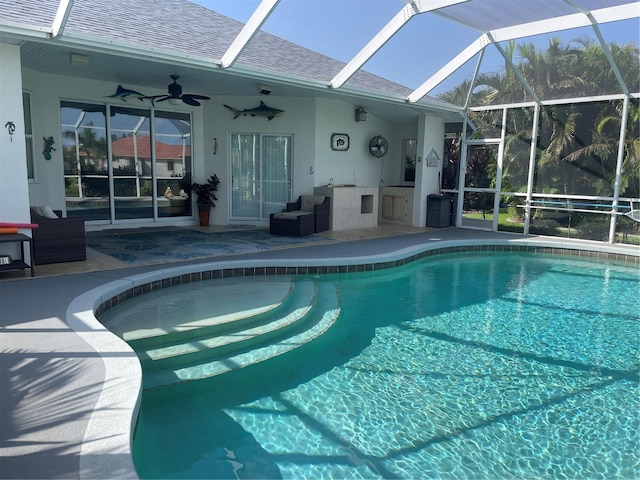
151;75;210;106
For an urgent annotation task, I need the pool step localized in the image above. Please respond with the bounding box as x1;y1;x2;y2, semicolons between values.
127;282;304;354
109;276;294;345
135;279;315;372
140;280;340;390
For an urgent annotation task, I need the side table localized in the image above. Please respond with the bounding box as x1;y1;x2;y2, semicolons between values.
0;234;35;277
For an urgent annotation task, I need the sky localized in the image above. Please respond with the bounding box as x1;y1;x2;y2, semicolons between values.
189;0;639;95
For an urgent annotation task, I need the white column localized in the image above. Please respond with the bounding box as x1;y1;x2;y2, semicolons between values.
412;114;445;227
0;43;30;227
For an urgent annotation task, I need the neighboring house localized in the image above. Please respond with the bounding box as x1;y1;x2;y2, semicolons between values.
0;0;462;231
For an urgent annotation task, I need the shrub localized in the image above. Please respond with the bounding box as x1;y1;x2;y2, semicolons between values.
576;220;610;241
530;219;560;236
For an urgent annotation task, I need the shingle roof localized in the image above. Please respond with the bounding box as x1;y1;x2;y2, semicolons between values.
2;0;415;99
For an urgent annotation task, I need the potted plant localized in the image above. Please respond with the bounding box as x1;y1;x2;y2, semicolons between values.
191;174;220;226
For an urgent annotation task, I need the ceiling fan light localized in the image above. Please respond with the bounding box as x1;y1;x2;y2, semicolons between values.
168;97;182;105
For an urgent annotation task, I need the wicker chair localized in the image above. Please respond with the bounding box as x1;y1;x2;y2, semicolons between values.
269;195;330;236
30;208;86;264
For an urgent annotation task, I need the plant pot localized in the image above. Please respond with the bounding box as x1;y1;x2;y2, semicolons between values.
197;206;210;226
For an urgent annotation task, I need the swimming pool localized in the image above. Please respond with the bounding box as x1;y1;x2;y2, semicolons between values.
105;251;639;479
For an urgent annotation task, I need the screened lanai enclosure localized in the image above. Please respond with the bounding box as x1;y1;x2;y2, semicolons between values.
4;0;638;244
68;0;640;243
372;0;640;245
435;34;639;244
442;94;639;245
263;0;636;245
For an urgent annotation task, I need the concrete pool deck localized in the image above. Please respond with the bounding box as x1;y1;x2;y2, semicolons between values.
1;226;638;479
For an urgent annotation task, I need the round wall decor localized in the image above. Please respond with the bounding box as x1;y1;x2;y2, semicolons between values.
368;135;388;157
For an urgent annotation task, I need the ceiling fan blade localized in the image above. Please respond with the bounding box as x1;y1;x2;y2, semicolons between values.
184;94;210;100
181;97;201;106
150;95;171;103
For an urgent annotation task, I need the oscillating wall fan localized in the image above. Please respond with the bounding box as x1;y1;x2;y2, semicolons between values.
151;75;210;106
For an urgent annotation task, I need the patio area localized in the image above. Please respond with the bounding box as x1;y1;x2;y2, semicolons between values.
1;225;638;478
0;223;429;280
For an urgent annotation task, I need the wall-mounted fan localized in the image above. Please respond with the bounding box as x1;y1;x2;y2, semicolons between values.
151;75;210;106
369;135;389;158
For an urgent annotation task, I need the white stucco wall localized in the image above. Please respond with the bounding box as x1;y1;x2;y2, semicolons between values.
0;44;30;229
203;95;318;225
413;114;446;227
314;99;408;189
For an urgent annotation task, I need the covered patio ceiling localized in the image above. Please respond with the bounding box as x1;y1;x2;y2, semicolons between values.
0;0;638;123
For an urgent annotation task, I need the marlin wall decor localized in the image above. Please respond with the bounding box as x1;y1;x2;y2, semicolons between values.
224;101;284;121
104;85;150;102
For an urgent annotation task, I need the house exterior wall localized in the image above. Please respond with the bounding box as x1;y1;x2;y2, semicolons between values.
203;95;318;226
414;114;446;227
315;98;397;189
18;66;434;227
0;45;30;234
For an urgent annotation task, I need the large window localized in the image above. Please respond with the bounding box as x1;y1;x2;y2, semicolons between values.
61;102;192;222
230;133;292;221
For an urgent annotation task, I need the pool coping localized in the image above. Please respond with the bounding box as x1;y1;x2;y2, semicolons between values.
70;236;639;479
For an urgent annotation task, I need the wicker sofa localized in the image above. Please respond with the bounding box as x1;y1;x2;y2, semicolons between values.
30;208;86;265
269;195;330;236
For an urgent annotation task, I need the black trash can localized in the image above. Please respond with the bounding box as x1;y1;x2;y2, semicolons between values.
427;194;451;227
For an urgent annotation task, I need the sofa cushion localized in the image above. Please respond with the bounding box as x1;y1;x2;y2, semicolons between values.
300;195;326;212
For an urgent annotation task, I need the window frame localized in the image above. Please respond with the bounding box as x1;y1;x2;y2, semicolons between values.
23;91;35;182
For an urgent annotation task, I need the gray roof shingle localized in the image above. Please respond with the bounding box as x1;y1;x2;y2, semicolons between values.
1;0;419;98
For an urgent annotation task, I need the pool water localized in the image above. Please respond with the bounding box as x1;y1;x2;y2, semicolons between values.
130;252;639;479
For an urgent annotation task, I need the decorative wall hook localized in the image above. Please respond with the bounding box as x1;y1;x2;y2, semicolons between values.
43;136;56;160
4;121;15;141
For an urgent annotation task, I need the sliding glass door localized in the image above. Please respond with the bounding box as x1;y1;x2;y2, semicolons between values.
110;107;153;220
61;102;192;222
61;102;110;221
230;133;292;221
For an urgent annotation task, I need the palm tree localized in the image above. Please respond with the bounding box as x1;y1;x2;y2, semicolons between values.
443;39;639;200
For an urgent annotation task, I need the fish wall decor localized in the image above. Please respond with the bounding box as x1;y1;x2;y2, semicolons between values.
104;85;150;102
224;101;284;121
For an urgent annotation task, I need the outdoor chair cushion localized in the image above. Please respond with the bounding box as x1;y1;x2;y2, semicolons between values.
269;195;330;236
300;195;326;212
273;211;314;219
